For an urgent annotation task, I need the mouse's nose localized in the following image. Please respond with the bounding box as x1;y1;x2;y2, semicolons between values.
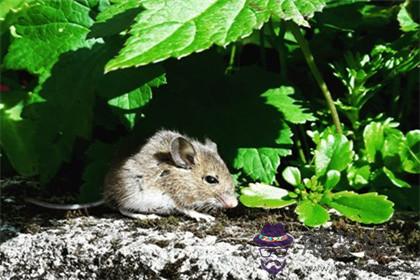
221;194;238;208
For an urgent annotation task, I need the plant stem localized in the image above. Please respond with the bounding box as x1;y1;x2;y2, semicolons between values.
287;22;342;134
295;129;307;164
225;44;237;74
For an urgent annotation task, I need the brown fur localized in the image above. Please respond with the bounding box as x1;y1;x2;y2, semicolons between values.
103;130;237;215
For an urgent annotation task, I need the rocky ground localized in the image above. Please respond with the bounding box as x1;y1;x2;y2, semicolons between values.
1;179;419;280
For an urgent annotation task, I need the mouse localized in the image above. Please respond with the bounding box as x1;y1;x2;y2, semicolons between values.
26;130;238;222
104;130;238;222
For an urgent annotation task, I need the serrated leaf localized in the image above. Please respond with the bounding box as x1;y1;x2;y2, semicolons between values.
270;0;326;27
98;65;166;129
295;200;329;227
4;0;94;75
240;183;296;208
282;166;301;186
108;87;151;129
234;147;291;184
327;191;394;224
89;1;142;38
325;169;340;190
262;86;315;124
105;0;273;71
314;133;354;176
382;167;410;188
96;0;140;22
400;130;420;174
79;141;114;202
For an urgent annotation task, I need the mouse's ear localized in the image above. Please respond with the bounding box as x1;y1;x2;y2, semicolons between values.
170;137;196;168
205;138;217;152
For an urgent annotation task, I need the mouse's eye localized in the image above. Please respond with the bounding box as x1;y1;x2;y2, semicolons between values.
204;175;219;184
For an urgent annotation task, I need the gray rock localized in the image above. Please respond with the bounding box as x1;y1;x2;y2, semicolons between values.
0;217;418;280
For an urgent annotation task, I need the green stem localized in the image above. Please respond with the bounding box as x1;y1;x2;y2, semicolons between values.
295;130;307;164
225;44;237;74
287;22;342;134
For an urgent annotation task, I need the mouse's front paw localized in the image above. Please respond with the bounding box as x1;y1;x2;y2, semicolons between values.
180;209;215;223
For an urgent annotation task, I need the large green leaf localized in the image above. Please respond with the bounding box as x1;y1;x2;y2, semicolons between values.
240;183;296;208
262;86;315;124
314;133;354;176
25;44;114;183
295;200;329;227
327;191;394;224
105;0;274;71
400;130;420;174
4;0;94;75
234;147;291;184
270;0;326;27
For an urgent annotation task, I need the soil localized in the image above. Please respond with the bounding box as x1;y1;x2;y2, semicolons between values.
1;177;419;279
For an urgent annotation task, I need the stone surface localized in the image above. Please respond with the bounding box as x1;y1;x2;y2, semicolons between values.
1;216;419;280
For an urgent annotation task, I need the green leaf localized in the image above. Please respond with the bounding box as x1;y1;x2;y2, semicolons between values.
382;167;410;188
89;1;142;38
4;0;94;75
105;0;273;71
363;122;384;163
282;166;301;186
107;74;166;128
347;163;370;189
382;127;404;161
397;1;419;33
95;0;141;22
327;191;394;224
270;0;326;27
400;130;420;174
234;147;291;184
0;0;26;21
25;43;115;183
240;183;296;208
295;200;330;227
262;86;315;124
314;133;354;176
324;169;340;190
79;141;114;202
108;87;152;111
0;99;38;176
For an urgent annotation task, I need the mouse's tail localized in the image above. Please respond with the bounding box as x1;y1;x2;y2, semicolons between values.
25;197;105;210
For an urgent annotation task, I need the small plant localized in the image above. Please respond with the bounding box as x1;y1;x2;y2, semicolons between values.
240;129;395;227
347;118;420;190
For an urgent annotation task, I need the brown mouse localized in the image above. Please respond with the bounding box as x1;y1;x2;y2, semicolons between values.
104;130;238;222
26;130;238;222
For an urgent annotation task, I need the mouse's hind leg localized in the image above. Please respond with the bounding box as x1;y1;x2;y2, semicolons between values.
119;208;161;220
